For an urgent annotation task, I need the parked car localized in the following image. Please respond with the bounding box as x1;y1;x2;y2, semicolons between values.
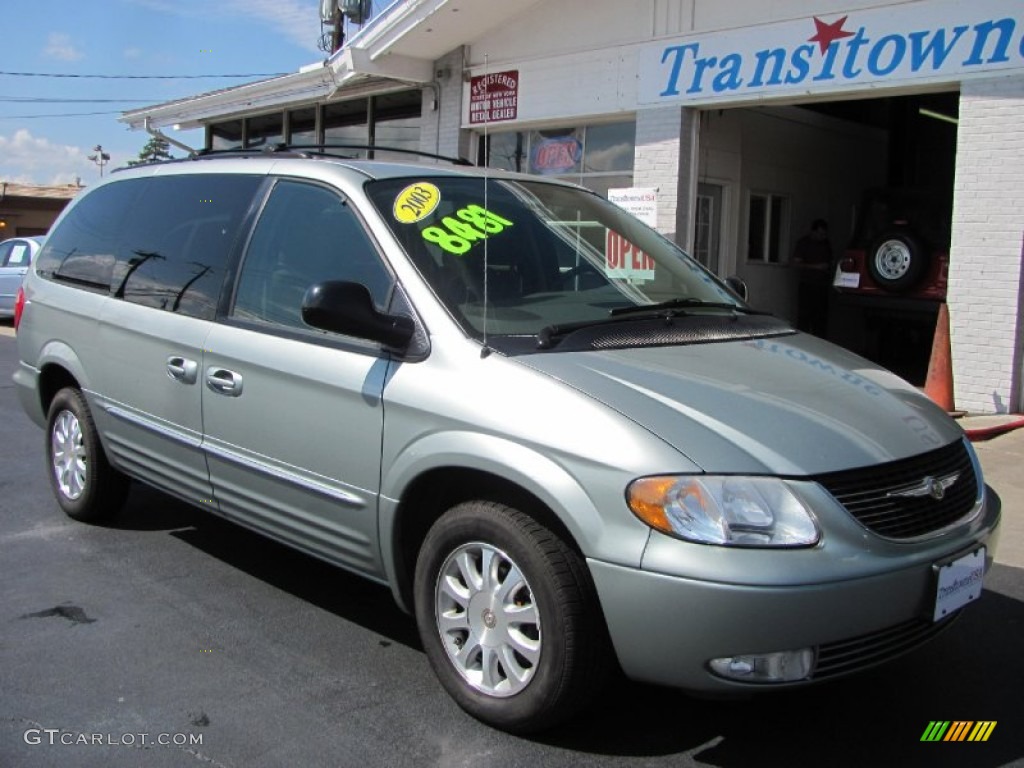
13;150;999;733
0;235;44;318
832;187;950;300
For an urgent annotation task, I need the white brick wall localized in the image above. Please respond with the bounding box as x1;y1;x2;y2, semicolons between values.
635;107;698;249
949;75;1024;414
421;48;472;162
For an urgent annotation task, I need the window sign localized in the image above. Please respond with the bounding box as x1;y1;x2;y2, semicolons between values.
485;122;636;196
605;231;656;280
607;188;658;280
530;131;582;175
608;188;658;227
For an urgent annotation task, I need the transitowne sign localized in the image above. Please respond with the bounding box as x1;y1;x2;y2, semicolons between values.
638;0;1024;106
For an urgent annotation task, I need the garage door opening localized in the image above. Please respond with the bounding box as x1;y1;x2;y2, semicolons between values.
696;90;959;384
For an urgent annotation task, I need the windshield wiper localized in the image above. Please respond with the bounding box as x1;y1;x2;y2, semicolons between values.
537;300;773;349
609;298;770;317
537;315;652;349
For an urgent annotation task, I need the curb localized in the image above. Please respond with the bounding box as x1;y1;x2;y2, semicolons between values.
959;416;1024;442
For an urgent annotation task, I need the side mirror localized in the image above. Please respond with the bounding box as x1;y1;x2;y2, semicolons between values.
724;275;748;302
301;281;414;350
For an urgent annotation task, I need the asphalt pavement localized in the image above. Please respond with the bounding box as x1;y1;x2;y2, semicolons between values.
1;325;1022;768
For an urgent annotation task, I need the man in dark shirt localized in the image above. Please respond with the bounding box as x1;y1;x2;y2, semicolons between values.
792;218;832;336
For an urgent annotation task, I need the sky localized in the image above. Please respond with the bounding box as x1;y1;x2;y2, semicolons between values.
0;0;340;186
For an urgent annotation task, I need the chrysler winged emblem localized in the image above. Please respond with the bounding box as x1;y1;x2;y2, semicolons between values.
887;473;960;501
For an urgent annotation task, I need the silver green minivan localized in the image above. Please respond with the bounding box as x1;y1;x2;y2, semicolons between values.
13;150;1000;733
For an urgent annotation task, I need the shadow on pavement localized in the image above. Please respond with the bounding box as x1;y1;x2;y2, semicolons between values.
109;482;422;651
107;483;1024;766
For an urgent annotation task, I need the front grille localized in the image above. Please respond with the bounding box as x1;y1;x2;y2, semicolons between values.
815;440;979;539
814;614;960;679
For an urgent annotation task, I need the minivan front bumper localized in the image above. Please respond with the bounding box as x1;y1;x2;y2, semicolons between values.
589;493;1000;692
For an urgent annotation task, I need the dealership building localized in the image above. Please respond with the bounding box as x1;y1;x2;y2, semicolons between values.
123;0;1024;414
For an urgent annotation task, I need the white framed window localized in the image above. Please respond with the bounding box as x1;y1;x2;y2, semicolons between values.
747;192;789;263
483;121;636;197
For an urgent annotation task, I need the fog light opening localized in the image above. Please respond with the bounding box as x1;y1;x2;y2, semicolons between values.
709;648;815;683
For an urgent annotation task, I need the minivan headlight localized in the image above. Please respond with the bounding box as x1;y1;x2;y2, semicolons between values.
627;476;819;547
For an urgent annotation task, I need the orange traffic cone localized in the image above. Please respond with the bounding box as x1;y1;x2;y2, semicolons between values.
925;302;955;412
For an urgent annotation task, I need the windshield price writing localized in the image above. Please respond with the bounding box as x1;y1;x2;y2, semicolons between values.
422;205;514;255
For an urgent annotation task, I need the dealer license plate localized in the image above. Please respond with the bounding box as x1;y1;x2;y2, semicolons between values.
933;547;986;622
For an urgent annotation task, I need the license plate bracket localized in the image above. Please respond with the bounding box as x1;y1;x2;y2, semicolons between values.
933;547;986;622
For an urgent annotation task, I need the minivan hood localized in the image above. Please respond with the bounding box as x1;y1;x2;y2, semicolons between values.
517;333;962;476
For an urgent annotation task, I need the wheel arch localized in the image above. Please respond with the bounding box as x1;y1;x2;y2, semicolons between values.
379;436;608;613
34;340;91;416
38;362;83;417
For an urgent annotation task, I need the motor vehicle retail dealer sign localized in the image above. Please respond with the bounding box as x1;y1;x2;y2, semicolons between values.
470;70;519;125
638;0;1024;106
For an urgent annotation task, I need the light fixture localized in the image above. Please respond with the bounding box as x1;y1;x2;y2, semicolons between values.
918;107;958;126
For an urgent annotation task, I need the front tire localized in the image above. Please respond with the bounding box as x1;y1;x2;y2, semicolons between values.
46;387;129;522
414;501;609;733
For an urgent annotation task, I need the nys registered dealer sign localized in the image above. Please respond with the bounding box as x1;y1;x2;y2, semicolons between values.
469;70;519;125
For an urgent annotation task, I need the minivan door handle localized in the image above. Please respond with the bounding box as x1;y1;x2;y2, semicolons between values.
205;367;244;397
166;356;198;385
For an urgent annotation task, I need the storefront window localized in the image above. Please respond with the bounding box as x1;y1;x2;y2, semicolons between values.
324;99;369;146
487;132;527;172
210;120;243;150
747;192;789;263
204;90;422;155
246;113;283;148
582;122;635;172
484;121;636;195
374;116;421;155
371;90;422;160
288;107;317;145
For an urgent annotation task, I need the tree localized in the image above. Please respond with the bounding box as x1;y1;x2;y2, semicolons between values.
127;136;175;166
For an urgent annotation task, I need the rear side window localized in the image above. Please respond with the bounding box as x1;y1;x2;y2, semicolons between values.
2;242;32;267
113;174;263;320
35;180;140;290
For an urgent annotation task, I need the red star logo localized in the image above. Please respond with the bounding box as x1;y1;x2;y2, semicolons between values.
808;15;855;54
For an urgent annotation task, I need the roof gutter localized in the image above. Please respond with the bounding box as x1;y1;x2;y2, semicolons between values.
144;117;199;155
120;65;340;132
118;0;441;132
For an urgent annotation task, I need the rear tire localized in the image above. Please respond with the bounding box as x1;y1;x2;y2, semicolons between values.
414;500;609;733
46;388;129;523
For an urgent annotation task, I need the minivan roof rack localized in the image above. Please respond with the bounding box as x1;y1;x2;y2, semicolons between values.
192;143;473;166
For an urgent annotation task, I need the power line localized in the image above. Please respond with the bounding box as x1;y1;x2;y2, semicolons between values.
0;70;289;80
0;110;126;119
0;97;157;103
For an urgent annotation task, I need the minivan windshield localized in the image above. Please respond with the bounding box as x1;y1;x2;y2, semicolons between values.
365;176;747;345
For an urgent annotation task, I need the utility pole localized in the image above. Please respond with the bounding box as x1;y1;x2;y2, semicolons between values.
331;4;343;53
88;145;111;177
319;0;343;54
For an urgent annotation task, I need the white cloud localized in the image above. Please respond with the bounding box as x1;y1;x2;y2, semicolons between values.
44;32;84;62
227;0;320;52
123;47;143;59
0;129;123;186
124;0;321;54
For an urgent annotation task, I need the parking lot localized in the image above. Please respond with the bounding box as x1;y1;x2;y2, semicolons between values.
1;328;1022;768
